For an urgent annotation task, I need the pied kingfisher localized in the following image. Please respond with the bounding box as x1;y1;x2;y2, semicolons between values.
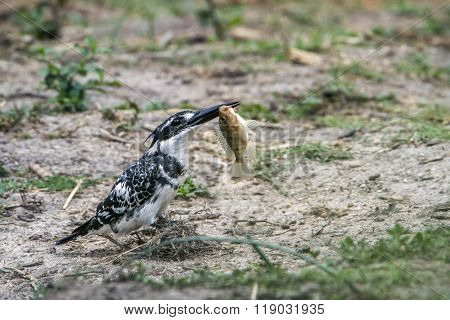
55;101;239;246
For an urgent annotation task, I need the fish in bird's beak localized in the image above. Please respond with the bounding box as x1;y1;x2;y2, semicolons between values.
188;101;240;127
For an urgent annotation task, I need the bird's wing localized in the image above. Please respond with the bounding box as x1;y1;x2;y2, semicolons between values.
95;157;160;226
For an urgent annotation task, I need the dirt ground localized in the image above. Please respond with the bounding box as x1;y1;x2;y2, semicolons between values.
0;0;449;299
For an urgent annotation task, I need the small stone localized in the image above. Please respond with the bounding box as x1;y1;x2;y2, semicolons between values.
368;173;380;181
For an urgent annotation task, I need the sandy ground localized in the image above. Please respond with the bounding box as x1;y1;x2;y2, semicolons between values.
0;0;449;299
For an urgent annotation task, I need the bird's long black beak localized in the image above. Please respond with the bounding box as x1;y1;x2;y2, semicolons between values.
188;101;239;126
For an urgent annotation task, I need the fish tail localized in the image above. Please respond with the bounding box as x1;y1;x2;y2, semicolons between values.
230;161;253;178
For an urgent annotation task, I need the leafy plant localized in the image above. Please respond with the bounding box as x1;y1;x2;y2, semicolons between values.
39;37;119;112
330;64;386;82
0;162;9;178
0;107;25;132
239;103;277;123
94;225;450;299
177;177;211;199
415;104;449;124
253;143;351;191
396;52;449;82
390;1;429;17
17;2;61;39
282;143;352;163
0;174;100;197
316;115;366;130
196;1;243;40
144;101;171;112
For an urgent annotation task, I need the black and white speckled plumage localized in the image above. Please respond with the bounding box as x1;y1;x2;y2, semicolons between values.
96;152;185;231
55;102;239;245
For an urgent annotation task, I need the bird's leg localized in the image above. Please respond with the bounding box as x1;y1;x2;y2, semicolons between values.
100;234;129;250
132;232;146;245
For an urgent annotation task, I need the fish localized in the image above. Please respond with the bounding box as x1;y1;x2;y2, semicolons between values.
215;105;259;178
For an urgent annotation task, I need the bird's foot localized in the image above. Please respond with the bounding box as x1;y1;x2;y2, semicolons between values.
132;232;147;245
100;234;129;250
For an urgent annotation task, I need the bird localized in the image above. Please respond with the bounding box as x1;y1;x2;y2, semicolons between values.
55;101;240;247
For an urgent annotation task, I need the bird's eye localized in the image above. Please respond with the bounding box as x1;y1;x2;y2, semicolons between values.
172;118;182;125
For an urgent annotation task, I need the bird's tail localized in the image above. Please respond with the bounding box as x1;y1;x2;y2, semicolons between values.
55;217;96;245
230;161;253;178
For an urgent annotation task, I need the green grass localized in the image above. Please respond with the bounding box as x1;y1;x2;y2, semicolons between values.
278;80;397;120
393;122;450;144
106;225;450;299
408;123;450;142
281;143;352;163
239;103;277;123
396;52;449;82
371;26;397;38
0;107;26;132
390;1;430;17
421;16;449;36
253;143;351;190
330;64;386;82
37;37;120;113
142;101;196;112
415;104;449;124
16;2;61;40
0;174;101;197
392;103;450;144
0;163;10;178
316;115;367;130
144;101;171;112
294;26;357;53
176;177;211;200
284;95;323;119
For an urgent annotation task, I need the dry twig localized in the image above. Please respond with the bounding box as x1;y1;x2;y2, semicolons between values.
63;179;83;210
29;164;52;179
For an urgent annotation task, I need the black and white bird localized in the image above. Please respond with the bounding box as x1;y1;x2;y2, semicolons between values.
55;101;239;246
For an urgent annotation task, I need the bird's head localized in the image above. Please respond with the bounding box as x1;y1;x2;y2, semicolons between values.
146;101;239;154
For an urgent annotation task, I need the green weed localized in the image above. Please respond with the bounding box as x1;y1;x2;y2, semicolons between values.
281;143;352;163
396;52;449;82
393;122;450;144
16;2;61;39
340;224;449;264
101;108;118;122
104;225;450;299
38;37;119;113
0;163;9;178
390;1;429;17
295;27;357;53
284;95;323;119
316;115;366;130
280;80;391;119
144;101;171;112
409;123;450;142
252;152;286;191
0;174;101;197
371;26;397;38
422;16;449;36
330;64;386;82
196;2;244;40
0;179;22;197
0;107;25;132
415;104;449;124
239;103;277;123
177;177;211;200
253;143;351;191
